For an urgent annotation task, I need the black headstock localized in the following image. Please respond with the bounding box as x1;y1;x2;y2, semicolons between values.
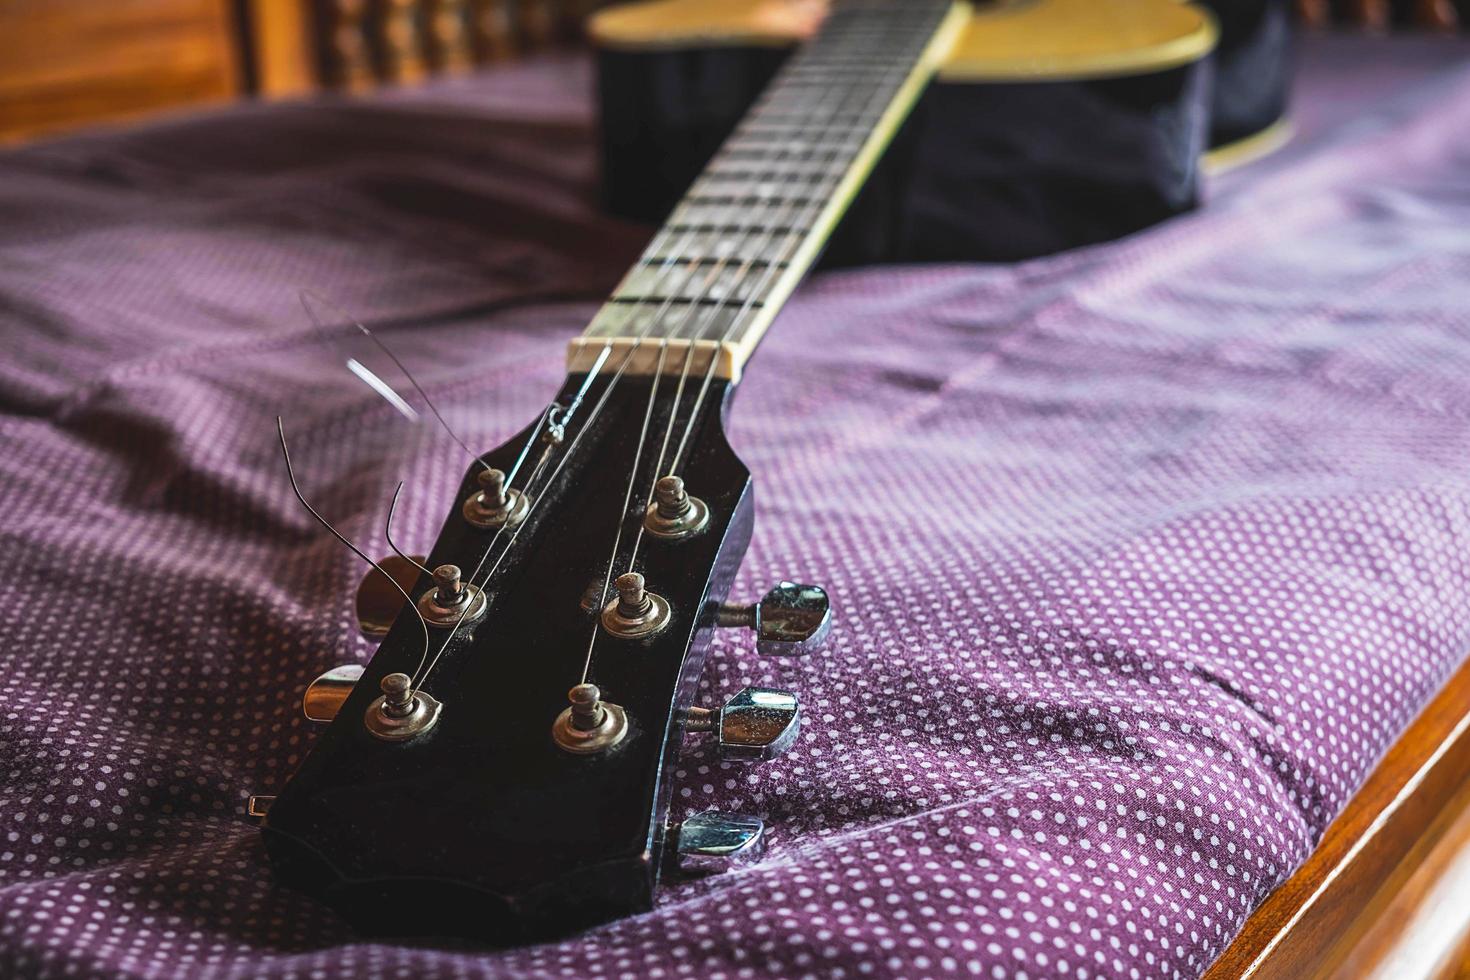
259;370;828;940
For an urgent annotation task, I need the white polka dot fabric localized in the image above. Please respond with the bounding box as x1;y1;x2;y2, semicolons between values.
3;39;1470;980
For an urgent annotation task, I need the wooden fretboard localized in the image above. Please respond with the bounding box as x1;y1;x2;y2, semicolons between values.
568;0;970;382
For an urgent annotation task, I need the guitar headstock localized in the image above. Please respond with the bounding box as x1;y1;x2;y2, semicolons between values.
259;371;830;940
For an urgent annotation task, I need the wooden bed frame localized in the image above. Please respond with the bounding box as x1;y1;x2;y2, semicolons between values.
1206;654;1470;978
2;1;1468;973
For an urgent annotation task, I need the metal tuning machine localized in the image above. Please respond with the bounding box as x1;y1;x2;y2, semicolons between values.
303;664;365;722
674;811;767;874
262;361;770;936
685;687;801;761
716;581;832;656
355;554;424;637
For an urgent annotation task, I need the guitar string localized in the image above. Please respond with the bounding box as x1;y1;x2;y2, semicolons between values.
659;9;948;493
384;482;433;579
576;37;877;685
288;285;561;692
414;4;940;695
406;306;731;691
414;5;878;693
396;31;847;687
409;334;677;690
578;11;924;684
620;8;938;574
276;418;434;682
290;177;754;694
406;411;558;691
298;288;491;475
580;343;672;685
391;154;798;694
295;285;556;685
403;144;821;691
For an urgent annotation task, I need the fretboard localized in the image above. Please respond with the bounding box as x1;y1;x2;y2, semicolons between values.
568;0;970;382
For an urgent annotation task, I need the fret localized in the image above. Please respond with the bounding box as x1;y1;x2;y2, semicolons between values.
745;102;880;122
715;146;853;163
609;295;765;309
688;176;830;200
571;0;971;381
683;193;824;208
684;178;842;210
696;162;836;182
718;134;868;157
638;251;792;271
661;222;803;236
667;200;824;233
733;124;877;138
722;134;871;151
755;89;885;107
778;70;904;82
613;261;771;306
653;226;806;263
750;111;873;123
756;78;888;89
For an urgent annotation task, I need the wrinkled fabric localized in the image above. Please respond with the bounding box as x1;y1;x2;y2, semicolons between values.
3;37;1470;980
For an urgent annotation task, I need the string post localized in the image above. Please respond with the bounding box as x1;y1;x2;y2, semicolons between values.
432;564;467;607
462;466;528;529
417;562;488;627
477;468;509;509
654;476;690;519
552;682;629;754
601;572;672;639
615;572;652;618
568;683;607;732
365;670;443;740
380;673;416;718
644;475;710;540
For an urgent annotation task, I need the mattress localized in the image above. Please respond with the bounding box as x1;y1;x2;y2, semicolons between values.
2;34;1470;980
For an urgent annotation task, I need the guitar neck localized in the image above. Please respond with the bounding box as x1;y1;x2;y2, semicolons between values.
568;0;970;383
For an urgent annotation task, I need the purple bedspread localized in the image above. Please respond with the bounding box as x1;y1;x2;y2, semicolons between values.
4;34;1470;980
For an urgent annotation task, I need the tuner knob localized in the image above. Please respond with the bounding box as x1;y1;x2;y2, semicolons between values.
686;687;800;762
716;582;832;656
355;554;426;637
674;811;766;874
302;663;366;722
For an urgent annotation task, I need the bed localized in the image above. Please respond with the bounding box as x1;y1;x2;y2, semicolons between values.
2;26;1470;980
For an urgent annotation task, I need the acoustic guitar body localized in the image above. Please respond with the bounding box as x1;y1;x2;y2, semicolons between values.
595;0;1290;262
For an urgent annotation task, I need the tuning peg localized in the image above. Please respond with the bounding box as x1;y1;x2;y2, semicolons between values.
302;663;365;722
716;581;832;656
355;554;426;637
685;686;800;761
674;811;766;873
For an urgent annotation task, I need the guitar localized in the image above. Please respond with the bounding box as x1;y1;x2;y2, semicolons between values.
596;0;1293;261
254;0;1287;941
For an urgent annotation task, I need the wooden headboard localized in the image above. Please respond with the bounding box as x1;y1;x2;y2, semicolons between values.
245;0;604;94
3;0;1467;145
0;0;600;144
